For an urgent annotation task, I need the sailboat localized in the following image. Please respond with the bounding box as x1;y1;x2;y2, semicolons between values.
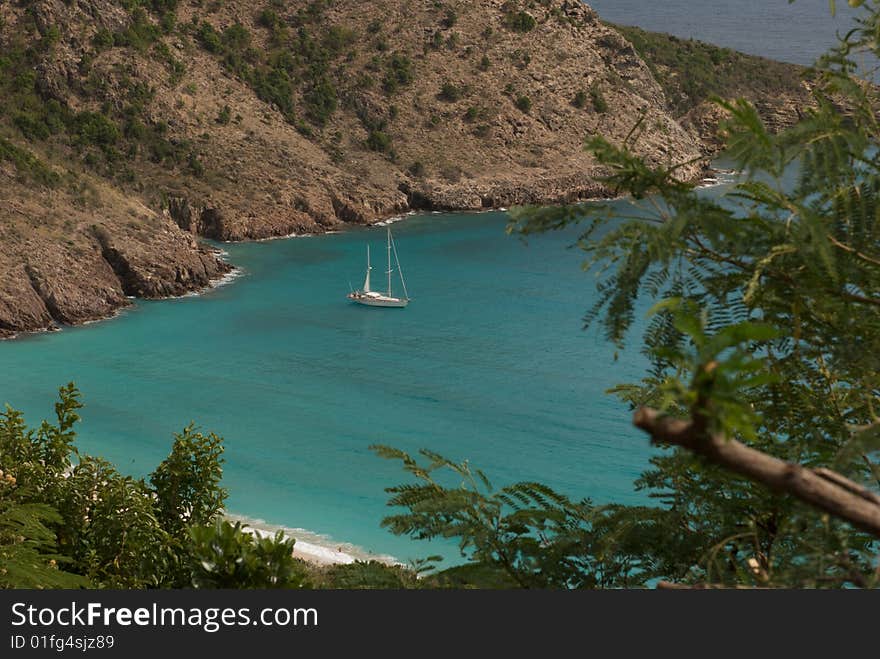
347;227;410;308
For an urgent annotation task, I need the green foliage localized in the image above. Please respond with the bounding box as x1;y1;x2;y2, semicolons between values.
0;387;87;588
92;28;115;51
193;14;363;126
572;89;588;109
57;456;175;588
438;81;462;102
217;104;231;124
258;9;280;30
72;112;120;147
304;76;338;125
589;84;608;113
0;385;306;589
221;22;251;52
514;94;531;113
317;560;419;589
323;25;357;56
0;24;200;180
366;129;391;153
150;425;227;541
441;7;458;29
0;481;86;588
0;138;60;187
198;21;223;53
500;6;880;588
504;10;537;33
189;520;310;588
113;9;160;51
383;53;415;93
373;446;628;588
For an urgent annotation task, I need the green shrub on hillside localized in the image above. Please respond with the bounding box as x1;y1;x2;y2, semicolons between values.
304;76;338;125
589;84;608;113
0;138;60;187
504;10;537;33
383;53;415;93
366;129;392;152
198;21;222;53
439;81;463;102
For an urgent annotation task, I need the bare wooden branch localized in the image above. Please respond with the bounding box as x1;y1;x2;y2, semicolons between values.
633;407;880;538
814;467;880;506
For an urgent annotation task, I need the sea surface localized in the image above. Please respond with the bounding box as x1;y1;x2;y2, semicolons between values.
589;0;867;66
0;202;686;564
0;2;843;564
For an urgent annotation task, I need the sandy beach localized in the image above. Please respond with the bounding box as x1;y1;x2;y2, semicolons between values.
225;514;400;567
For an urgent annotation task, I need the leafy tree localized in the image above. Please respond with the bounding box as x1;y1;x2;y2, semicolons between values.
56;456;175;588
379;4;880;588
506;3;880;586
189;520;310;588
150;424;227;541
0;385;303;589
373;446;603;588
0;477;86;588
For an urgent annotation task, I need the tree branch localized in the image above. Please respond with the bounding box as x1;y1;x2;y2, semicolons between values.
633;407;880;538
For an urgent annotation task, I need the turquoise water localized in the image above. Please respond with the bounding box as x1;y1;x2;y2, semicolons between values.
0;208;666;563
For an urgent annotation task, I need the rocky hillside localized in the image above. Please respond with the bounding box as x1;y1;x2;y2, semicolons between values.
612;24;813;149
0;0;808;336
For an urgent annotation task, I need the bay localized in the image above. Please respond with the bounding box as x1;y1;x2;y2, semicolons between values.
0;205;668;563
1;0;845;563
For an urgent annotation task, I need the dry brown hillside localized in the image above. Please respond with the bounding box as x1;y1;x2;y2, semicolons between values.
0;0;808;336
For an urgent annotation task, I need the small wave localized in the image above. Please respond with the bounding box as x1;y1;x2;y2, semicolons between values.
254;231;300;242
225;513;401;567
212;267;244;289
375;214;408;227
697;168;738;189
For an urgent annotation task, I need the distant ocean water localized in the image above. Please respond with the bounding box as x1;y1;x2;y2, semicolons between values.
588;0;866;65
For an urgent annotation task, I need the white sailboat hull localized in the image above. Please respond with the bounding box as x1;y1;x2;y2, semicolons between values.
348;292;408;308
347;227;410;308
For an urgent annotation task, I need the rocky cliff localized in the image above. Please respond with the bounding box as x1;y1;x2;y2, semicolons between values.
0;0;807;336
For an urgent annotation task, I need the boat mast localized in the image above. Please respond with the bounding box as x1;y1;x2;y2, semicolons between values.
363;244;371;292
390;229;409;301
386;227;393;297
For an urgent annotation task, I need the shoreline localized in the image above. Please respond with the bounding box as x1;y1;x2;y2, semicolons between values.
0;166;731;342
225;513;400;567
